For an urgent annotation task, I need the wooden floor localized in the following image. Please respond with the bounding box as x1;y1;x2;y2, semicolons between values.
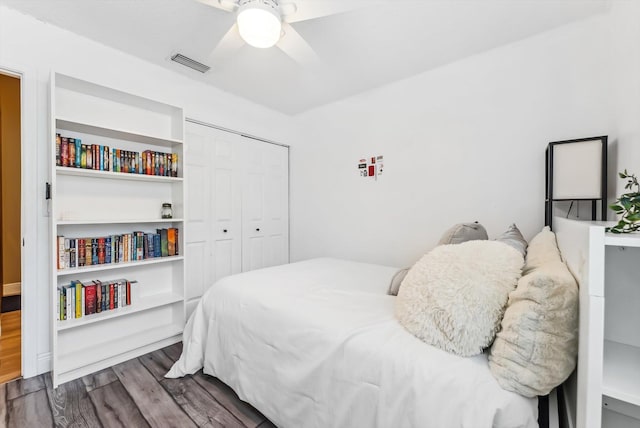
0;311;21;384
0;342;277;427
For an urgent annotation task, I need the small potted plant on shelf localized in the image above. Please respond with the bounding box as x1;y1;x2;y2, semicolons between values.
607;169;640;233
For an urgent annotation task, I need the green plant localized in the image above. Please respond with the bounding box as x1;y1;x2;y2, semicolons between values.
607;169;640;233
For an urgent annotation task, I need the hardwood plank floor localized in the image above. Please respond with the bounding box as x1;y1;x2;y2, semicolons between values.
0;311;21;384
0;342;274;427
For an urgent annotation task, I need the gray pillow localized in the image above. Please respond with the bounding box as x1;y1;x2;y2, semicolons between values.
495;224;528;257
438;222;488;245
388;267;410;296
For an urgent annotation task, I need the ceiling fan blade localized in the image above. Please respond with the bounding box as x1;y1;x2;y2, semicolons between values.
282;0;375;23
207;23;246;65
195;0;238;13
277;22;322;68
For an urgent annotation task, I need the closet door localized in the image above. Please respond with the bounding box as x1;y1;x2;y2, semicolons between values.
210;130;243;281
184;122;242;317
184;122;212;317
241;138;289;271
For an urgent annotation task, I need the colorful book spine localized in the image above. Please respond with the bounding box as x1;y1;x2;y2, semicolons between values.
95;280;102;313
69;239;76;268
106;236;112;264
68;138;76;168
85;283;96;315
75;138;81;167
91;238;98;265
85;239;92;266
61;137;69;167
56;134;61;166
167;228;176;257
81;144;87;168
98;237;106;265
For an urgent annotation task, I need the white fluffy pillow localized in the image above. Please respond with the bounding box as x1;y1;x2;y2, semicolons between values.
489;241;578;397
523;226;561;274
395;240;524;357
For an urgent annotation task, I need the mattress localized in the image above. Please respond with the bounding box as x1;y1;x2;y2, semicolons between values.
167;258;538;428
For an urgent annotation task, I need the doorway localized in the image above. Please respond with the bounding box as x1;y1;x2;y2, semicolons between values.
0;72;22;383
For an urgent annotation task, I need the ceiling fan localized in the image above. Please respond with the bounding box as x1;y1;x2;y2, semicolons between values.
197;0;371;67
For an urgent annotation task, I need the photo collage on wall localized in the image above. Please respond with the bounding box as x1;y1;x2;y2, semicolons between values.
358;155;384;180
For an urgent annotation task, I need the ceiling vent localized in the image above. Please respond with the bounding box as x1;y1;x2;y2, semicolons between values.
170;53;211;73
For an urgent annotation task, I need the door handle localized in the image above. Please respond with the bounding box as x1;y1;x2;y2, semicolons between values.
223;229;228;233
256;228;260;232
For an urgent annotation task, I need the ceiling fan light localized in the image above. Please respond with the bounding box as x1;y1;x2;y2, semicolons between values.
237;1;282;49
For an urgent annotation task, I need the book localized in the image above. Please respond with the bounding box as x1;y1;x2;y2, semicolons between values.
75;138;82;167
57;236;65;270
95;280;102;313
68;138;76;167
87;144;93;169
167;228;176;257
158;228;168;257
81;144;87;168
98;237;105;264
106;236;112;264
56;134;61;166
153;234;161;258
56;287;61;320
69;239;76;268
85;239;92;266
78;238;85;266
136;231;144;260
85;283;96;315
63;238;70;269
65;285;73;320
172;153;178;177
61;137;69;167
104;145;110;171
91;238;98;265
175;228;179;255
74;280;82;318
109;283;115;310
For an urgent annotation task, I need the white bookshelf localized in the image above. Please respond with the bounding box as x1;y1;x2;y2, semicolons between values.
50;72;186;388
601;231;640;425
603;340;640;407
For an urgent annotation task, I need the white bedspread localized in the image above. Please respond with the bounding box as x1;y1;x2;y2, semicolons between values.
167;258;537;428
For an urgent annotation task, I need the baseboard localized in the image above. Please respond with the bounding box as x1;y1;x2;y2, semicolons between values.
36;352;51;376
3;282;21;297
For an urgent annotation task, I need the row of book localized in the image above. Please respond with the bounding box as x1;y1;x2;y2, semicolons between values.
57;278;133;321
57;228;179;270
56;133;179;177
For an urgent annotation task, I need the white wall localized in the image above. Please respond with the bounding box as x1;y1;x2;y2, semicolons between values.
290;11;617;268
0;5;297;377
608;1;640;198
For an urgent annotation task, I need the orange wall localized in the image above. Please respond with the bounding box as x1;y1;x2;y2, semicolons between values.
0;74;21;285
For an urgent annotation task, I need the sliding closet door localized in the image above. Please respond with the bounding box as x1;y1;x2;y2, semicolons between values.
241;138;289;271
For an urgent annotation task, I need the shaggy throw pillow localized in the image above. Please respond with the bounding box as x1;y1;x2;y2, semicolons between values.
488;260;578;397
395;240;524;357
438;222;488;245
523;226;561;274
388;267;410;296
495;223;528;257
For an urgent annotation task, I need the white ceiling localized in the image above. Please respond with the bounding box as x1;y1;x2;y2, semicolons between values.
2;0;610;115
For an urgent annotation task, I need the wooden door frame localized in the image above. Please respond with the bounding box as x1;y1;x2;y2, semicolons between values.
0;64;37;378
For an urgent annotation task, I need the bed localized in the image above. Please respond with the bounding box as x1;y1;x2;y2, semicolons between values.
167;257;538;428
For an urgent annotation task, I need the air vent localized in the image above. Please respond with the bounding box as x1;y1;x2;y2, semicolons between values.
170;54;211;73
